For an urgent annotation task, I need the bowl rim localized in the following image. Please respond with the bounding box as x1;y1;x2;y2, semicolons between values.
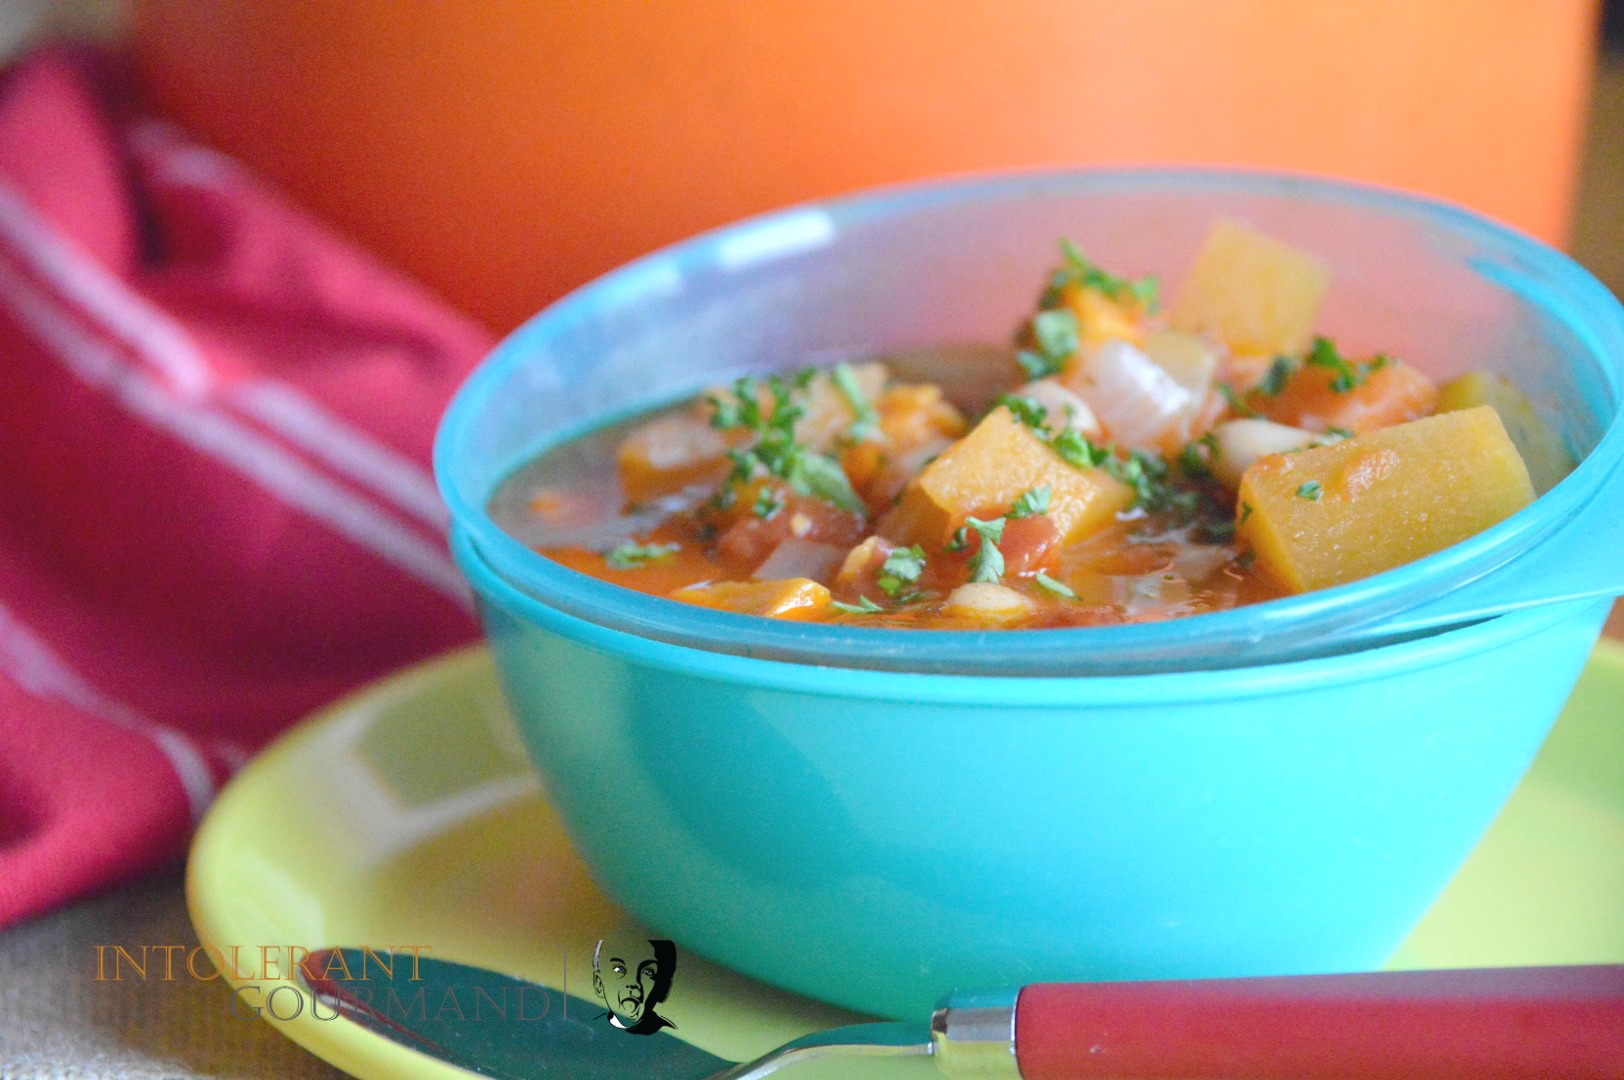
435;165;1624;677
453;524;1609;702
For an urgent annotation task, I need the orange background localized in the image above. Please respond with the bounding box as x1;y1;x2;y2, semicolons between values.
132;1;1599;332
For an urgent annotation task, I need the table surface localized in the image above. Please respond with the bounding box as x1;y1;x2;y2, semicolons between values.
3;45;1622;1080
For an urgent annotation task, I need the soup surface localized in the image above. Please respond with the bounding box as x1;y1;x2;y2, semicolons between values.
491;223;1571;629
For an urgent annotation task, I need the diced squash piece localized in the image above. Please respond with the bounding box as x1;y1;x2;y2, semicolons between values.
942;582;1037;626
877;382;968;444
616;413;731;501
1060;282;1142;348
878;406;1133;548
1436;371;1574;495
860;435;953;516
1236;406;1534;593
1209;419;1318;490
669;578;832;620
1171;220;1330;357
1259;357;1437;434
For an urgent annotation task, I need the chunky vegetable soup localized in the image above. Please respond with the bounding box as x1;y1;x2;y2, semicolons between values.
490;221;1574;629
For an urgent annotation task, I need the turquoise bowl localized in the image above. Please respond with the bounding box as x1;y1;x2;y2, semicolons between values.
436;170;1623;1018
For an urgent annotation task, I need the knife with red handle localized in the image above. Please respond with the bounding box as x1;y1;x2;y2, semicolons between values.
988;965;1624;1079
301;949;1624;1079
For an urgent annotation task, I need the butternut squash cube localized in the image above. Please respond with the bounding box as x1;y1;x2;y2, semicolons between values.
669;578;831;620
617;413;731;502
1060;282;1142;348
1236;406;1535;593
879;406;1133;548
1171;220;1330;357
1436;371;1574;495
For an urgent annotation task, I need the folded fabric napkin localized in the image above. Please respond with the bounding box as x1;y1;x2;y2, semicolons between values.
0;49;490;926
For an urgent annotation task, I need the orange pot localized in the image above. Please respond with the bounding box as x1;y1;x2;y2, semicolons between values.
132;1;1599;332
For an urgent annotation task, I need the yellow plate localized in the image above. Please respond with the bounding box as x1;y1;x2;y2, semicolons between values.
188;641;1624;1079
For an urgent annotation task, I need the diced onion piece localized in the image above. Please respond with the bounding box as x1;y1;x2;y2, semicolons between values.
1209;419;1318;490
942;582;1037;626
1066;339;1196;452
1141;329;1220;398
752;539;846;583
1016;378;1102;437
835;536;891;589
795;362;888;452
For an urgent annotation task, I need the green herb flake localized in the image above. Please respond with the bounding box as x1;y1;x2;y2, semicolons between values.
832;362;882;443
1305;337;1363;394
1031;309;1081;366
1240;502;1254;524
1325;426;1355;440
1259;355;1295;396
753;487;784;520
605;541;680;569
1178;433;1219;479
831;595;885;615
1009;485;1052;519
1296;480;1324;501
1016;349;1057;380
964;516;1007;584
1051;427;1109;470
1216;381;1257;418
708;373;864;515
1058;238;1161;312
876;544;927;597
996;393;1051;432
1033;571;1076;598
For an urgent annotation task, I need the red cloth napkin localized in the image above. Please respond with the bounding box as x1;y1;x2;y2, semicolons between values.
0;50;491;926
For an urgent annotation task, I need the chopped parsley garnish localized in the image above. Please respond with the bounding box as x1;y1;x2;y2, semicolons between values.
1258;355;1295;396
1056;238;1161;312
753;487;784;519
1240;501;1254;524
831;595;884;615
1325;426;1355;440
1303;336;1387;394
708;374;864;514
1009;486;1052;519
1178;433;1218;479
1296;480;1324;501
1019;309;1082;379
996;393;1051;432
962;516;1007;583
605;541;679;569
1033;571;1076;598
1216;381;1257;417
1051;427;1110;469
1199;519;1236;543
876;544;927;597
1104;450;1201;516
831;362;882;443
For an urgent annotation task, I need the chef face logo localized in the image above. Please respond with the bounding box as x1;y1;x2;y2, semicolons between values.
591;937;676;1034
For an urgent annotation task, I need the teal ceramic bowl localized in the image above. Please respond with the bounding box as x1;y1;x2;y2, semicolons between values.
436;170;1624;1018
